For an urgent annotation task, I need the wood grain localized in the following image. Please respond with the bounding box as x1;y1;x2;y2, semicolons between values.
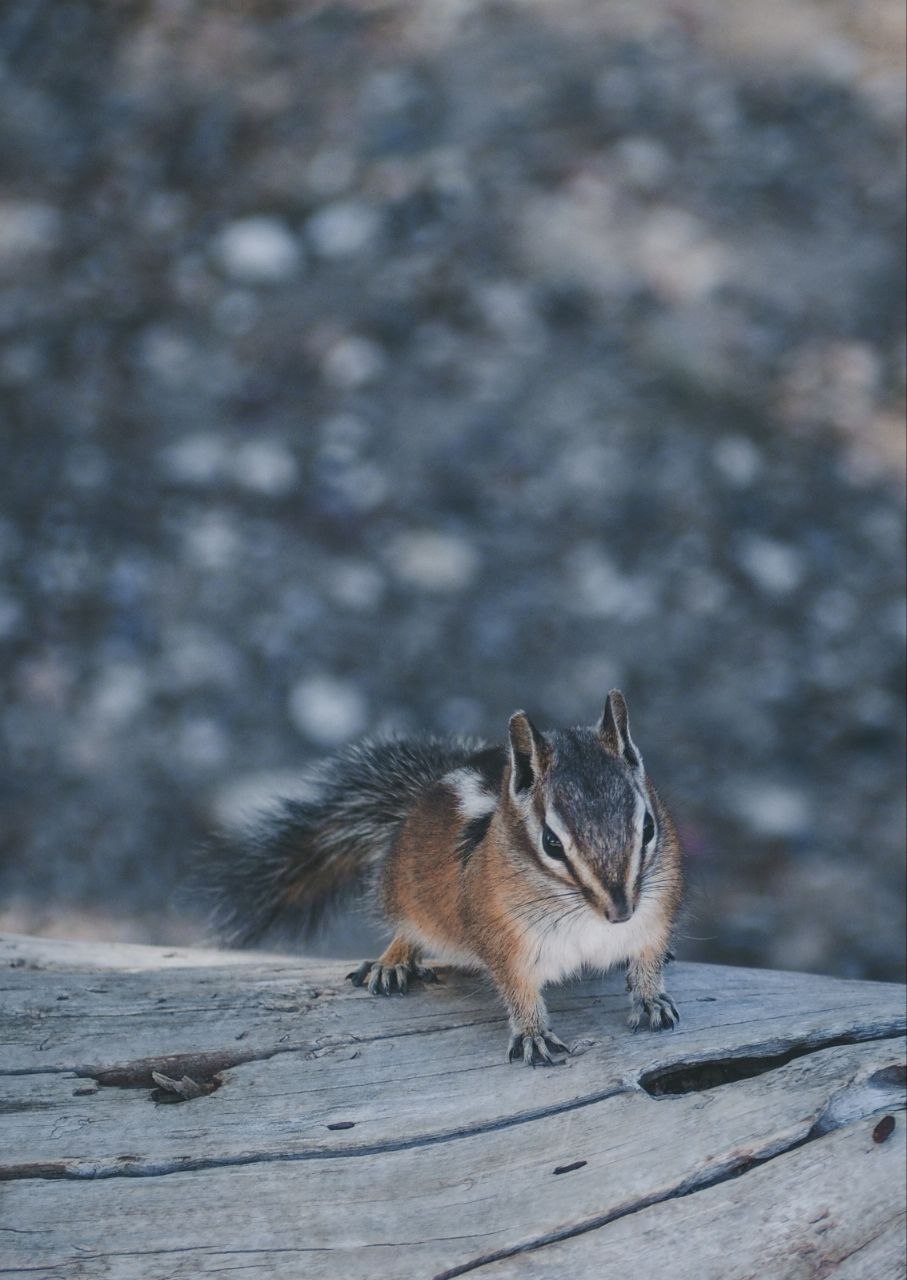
1;933;904;1279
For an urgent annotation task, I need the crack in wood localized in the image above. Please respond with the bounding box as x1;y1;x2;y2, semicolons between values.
82;1049;265;1091
432;1094;907;1280
0;1084;629;1182
639;1029;906;1097
2;1030;903;1185
0;1014;507;1079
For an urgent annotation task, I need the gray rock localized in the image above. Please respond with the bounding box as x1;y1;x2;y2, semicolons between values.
386;531;480;593
307;200;382;259
288;676;368;747
736;536;806;597
212;217;303;284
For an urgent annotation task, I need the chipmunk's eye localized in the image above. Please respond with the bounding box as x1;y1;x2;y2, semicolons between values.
542;824;566;860
642;811;656;845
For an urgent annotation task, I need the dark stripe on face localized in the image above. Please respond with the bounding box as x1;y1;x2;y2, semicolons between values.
458;811;494;865
527;838;588;895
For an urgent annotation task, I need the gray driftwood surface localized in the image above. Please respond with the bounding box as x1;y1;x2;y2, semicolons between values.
1;934;905;1279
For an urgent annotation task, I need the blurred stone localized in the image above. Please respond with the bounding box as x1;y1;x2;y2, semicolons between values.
637;207;728;302
476;281;542;350
211;770;323;833
0;200;60;267
0;594;24;639
139;328;197;387
730;781;811;838
519;175;633;300
183;513;239;570
176;717;230;770
161;434;229;486
387;531;480;593
613;136;672;194
289;676;368;746
307;200;382;259
320;461;388;514
712;435;763;488
736;536;805;597
556;441;625;496
158;626;239;692
326;561;386;611
212;217;303;284
640;300;756;396
778;340;882;433
565;544;657;621
88;664;149;728
322;335;386;388
232;441;298;496
0;342;44;386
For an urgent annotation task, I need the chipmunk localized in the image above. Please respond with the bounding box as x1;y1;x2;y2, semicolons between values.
205;690;683;1065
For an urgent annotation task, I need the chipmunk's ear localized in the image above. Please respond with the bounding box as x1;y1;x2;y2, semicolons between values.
598;689;644;773
508;712;548;798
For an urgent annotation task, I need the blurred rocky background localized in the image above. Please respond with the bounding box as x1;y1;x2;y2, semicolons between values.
1;0;904;980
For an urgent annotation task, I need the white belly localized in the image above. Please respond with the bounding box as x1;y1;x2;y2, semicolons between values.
529;897;662;987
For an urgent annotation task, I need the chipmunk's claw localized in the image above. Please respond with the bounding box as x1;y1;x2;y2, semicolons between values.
628;993;679;1032
345;960;437;996
346;961;371;988
507;1030;570;1067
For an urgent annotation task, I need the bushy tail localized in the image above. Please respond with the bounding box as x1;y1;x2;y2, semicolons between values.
197;735;485;947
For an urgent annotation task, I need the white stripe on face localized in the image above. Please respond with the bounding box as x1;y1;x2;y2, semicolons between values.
543;808;602;897
624;794;645;898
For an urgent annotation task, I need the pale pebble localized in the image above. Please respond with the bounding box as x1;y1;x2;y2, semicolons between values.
737;536;805;596
387;531;480;593
322;335;386;388
232;440;298;496
213;216;302;285
289;676;368;746
307;200;381;259
731;782;811;838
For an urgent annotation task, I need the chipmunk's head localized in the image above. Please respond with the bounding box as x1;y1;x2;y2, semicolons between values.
506;691;657;923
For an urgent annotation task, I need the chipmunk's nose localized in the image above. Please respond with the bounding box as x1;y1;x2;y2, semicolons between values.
605;887;633;924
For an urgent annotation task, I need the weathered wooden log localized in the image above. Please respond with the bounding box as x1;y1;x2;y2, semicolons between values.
1;932;904;1279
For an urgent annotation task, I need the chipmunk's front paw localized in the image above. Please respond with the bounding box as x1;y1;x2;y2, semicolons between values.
507;1029;570;1067
628;993;679;1032
345;960;437;995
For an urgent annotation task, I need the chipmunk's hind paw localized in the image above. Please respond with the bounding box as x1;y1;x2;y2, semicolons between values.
345;960;438;996
507;1030;570;1067
628;993;679;1032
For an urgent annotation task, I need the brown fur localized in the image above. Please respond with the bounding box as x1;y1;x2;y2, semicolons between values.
377;768;682;1059
349;693;683;1063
